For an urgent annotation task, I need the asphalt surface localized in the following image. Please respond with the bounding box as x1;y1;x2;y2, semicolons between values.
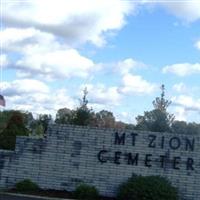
0;193;70;200
0;194;46;200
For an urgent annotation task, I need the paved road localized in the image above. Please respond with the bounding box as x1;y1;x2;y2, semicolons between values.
0;194;44;200
0;193;73;200
0;194;51;200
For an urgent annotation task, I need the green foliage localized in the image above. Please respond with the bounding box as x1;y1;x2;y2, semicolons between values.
72;108;93;126
55;88;94;126
0;110;19;133
171;121;200;135
74;184;99;200
0;111;29;150
15;179;39;192
93;110;115;128
38;114;52;133
186;122;200;134
55;107;118;128
29;114;52;135
152;84;171;112
135;109;173;132
34;124;44;135
171;121;188;134
55;108;74;124
55;89;118;128
0;110;34;133
117;175;179;200
72;88;94;126
135;84;174;132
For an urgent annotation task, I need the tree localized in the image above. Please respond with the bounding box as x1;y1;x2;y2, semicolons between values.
55;108;74;124
186;122;200;135
55;88;94;126
72;88;94;126
0;111;29;150
0;110;38;135
135;84;174;132
171;121;200;135
38;114;52;133
135;109;173;132
27;113;52;136
93;110;116;128
153;84;171;111
171;121;188;134
115;121;127;129
0;110;13;133
22;111;34;129
0;110;34;133
34;123;44;136
80;87;89;109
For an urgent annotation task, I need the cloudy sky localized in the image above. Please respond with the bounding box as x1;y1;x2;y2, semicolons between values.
0;0;200;123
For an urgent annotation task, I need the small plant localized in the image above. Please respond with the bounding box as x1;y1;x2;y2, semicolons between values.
74;184;99;200
117;175;179;200
15;179;39;192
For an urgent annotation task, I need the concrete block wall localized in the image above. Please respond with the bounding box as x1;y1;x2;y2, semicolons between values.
0;124;199;199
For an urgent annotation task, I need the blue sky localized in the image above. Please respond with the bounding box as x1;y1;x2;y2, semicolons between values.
1;0;200;123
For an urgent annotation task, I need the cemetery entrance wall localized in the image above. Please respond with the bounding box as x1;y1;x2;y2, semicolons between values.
0;124;199;199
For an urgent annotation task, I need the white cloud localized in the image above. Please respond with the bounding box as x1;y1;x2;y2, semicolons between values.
81;84;122;106
172;83;200;95
1;1;134;80
1;79;50;96
116;58;146;75
160;1;200;23
172;83;187;93
119;73;156;95
1;28;96;80
0;54;9;67
172;95;200;112
173;107;187;121
162;63;200;76
195;40;200;50
0;28;57;52
0;79;76;116
142;0;200;23
3;0;133;47
115;111;134;124
15;48;95;79
2;0;199;123
171;95;200;121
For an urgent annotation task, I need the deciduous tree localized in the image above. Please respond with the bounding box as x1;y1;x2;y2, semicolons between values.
0;111;29;150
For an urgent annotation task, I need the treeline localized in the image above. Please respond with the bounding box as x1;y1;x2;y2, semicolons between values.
0;85;200;150
55;89;132;129
55;86;200;135
0;110;52;150
0;110;51;136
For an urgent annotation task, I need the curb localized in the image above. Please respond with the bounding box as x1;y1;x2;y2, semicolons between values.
0;192;75;200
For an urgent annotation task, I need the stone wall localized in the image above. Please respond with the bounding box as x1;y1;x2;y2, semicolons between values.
0;124;199;199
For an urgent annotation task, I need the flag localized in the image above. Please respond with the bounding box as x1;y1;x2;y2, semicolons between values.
0;95;5;107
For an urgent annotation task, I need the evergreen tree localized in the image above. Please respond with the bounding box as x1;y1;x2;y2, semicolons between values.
72;88;94;126
135;84;174;132
153;84;171;111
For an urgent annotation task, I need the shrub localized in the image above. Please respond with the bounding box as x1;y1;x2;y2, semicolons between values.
15;179;39;192
74;184;99;200
117;175;179;200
